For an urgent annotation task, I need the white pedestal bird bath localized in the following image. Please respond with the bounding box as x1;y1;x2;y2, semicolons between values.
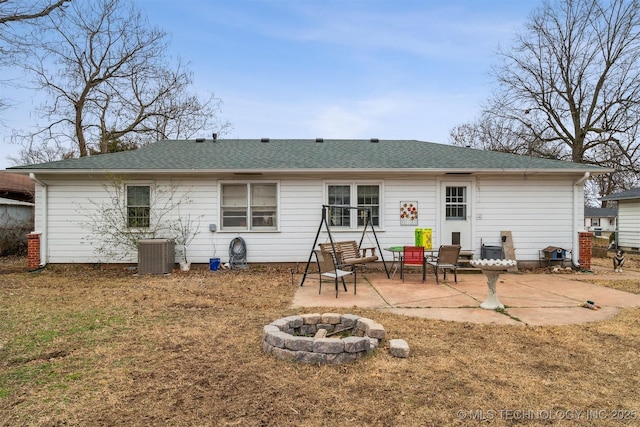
469;259;518;310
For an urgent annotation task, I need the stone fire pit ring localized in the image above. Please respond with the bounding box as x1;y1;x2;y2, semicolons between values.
262;313;386;365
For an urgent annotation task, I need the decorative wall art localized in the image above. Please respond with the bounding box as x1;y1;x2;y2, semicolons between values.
400;201;418;226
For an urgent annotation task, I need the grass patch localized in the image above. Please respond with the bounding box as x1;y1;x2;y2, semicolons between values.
1;256;639;426
495;307;522;323
1;289;130;400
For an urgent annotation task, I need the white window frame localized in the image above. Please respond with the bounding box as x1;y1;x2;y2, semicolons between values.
220;182;279;231
125;183;152;229
325;182;382;229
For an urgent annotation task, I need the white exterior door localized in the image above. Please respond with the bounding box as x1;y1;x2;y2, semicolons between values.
440;181;472;249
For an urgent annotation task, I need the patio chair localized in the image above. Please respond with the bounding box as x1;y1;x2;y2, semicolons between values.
426;245;461;284
314;250;356;298
401;246;425;283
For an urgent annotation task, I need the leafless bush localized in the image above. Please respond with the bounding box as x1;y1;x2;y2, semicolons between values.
0;220;33;255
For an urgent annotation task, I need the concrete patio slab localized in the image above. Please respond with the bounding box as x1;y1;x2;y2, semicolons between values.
506;306;621;326
380;307;523;325
292;268;640;325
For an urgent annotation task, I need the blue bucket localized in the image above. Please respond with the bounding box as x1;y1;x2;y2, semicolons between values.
209;257;221;271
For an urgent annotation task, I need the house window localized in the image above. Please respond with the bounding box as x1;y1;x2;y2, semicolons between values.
127;185;150;228
221;183;277;230
357;185;380;226
445;186;466;220
328;185;351;226
591;218;600;227
251;183;277;228
327;184;380;227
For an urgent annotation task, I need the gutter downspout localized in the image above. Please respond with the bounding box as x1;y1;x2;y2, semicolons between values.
29;173;48;267
572;172;590;267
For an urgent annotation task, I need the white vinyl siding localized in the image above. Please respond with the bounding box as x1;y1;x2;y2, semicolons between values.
473;175;575;260
33;172;587;264
617;200;640;249
41;178;215;264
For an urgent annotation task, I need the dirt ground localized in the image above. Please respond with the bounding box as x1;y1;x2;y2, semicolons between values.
1;253;640;426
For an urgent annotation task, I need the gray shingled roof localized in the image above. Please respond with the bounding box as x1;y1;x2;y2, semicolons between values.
601;187;640;201
8;139;611;173
584;207;617;217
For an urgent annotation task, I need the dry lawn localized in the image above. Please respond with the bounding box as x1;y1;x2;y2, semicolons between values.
1;254;640;426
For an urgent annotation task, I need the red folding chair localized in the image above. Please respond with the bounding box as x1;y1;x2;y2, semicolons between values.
401;246;425;283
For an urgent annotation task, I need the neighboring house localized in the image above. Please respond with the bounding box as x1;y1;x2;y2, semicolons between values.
0;172;35;255
7;138;612;267
0;171;35;203
0;197;35;225
583;207;617;235
602;187;640;251
0;196;35;255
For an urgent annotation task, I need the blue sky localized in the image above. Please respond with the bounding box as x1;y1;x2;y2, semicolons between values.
1;0;537;170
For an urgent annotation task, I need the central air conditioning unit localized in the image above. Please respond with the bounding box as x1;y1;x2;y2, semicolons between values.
137;239;175;274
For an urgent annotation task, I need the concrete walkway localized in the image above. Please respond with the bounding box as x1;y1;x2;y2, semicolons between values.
292;267;640;325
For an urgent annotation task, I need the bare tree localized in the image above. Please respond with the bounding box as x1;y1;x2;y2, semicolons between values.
78;177;198;262
15;0;229;161
451;0;640;198
0;0;69;24
450;116;565;159
0;1;70;113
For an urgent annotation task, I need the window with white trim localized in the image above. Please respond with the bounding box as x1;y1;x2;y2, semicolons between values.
327;184;380;227
221;183;277;230
445;186;467;220
127;185;150;228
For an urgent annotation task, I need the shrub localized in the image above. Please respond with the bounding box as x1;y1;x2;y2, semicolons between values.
0;221;33;256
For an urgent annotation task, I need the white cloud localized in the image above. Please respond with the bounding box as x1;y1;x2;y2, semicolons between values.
307;106;370;138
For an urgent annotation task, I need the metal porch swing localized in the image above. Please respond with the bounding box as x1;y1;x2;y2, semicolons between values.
299;204;389;288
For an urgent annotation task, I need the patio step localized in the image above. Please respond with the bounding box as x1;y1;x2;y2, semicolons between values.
457;251;481;273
